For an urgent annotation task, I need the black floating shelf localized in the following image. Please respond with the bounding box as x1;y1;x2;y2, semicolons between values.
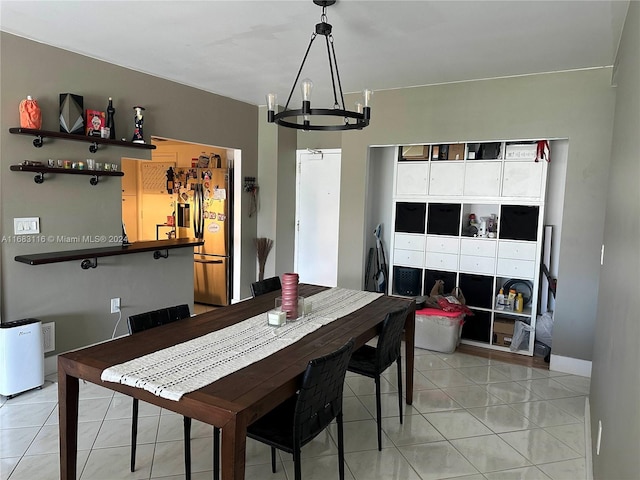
9;127;156;152
15;238;204;268
10;164;123;185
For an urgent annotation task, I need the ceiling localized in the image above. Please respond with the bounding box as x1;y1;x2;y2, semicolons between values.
0;1;630;108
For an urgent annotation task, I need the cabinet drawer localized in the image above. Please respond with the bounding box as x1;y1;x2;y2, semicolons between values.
459;255;495;275
460;238;496;257
394;249;424;267
426;236;459;254
425;252;458;271
498;240;536;261
396;163;429;196
496;258;535;279
394;233;425;251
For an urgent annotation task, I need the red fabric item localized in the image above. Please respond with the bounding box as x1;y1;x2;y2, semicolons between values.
437;297;474;315
415;308;464;318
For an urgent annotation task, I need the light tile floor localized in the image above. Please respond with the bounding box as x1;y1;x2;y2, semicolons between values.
0;347;589;480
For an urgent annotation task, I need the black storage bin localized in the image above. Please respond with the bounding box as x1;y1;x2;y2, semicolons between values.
459;273;493;309
461;309;491;343
499;205;539;241
477;142;502;159
395;202;426;234
393;266;422;296
427;203;461;236
424;269;457;296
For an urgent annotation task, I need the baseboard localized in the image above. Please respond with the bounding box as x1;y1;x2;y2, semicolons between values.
550;354;592;377
585;397;594;480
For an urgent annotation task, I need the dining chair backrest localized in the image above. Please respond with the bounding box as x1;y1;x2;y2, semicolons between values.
374;307;409;373
127;304;191;334
250;276;282;297
294;339;354;446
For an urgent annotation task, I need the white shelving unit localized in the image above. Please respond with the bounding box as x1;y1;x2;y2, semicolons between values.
389;141;549;355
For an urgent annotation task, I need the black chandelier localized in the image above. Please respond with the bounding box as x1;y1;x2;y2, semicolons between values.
266;0;372;131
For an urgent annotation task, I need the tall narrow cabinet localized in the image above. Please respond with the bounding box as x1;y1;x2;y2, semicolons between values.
389;141;548;355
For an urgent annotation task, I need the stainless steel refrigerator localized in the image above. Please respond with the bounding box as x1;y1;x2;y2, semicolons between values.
177;162;232;306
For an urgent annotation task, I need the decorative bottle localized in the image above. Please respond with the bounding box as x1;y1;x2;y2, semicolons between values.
106;97;116;139
495;288;505;310
515;292;524;313
507;289;517;311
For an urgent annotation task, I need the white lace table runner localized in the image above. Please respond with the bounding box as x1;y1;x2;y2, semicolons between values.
101;288;382;401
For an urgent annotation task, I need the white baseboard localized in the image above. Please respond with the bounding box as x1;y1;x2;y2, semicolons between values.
550;354;592;377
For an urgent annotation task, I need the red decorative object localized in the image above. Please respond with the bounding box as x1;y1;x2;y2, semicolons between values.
281;273;299;319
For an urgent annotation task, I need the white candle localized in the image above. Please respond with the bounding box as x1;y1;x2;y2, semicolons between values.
268;309;287;326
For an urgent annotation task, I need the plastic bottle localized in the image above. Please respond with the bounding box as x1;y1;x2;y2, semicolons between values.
515;292;524;313
507;289;517;310
496;288;505;310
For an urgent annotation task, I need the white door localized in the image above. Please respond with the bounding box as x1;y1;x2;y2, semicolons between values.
294;149;341;287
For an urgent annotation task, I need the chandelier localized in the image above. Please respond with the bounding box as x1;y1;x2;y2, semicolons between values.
266;0;372;131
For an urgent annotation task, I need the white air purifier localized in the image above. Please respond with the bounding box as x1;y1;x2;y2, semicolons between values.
0;319;44;397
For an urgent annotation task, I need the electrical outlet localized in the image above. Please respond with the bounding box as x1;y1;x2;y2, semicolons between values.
110;297;121;314
14;217;40;235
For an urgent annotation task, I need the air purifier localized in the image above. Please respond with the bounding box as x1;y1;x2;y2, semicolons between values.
0;319;44;397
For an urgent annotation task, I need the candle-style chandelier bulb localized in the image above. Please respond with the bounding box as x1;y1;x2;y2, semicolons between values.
266;93;277;111
301;78;314;102
363;89;373;107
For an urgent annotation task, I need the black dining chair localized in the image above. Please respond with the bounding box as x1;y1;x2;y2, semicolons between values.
346;307;408;451
127;304;197;478
250;276;281;297
213;339;354;480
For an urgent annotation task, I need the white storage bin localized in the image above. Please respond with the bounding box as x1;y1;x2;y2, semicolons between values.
415;309;465;354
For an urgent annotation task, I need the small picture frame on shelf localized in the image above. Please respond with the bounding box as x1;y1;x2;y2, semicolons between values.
86;110;105;137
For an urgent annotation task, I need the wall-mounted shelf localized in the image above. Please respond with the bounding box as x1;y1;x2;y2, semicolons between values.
14;238;204;269
10;164;124;185
9;127;156;153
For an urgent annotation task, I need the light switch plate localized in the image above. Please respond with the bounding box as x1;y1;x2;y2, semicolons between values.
14;217;40;234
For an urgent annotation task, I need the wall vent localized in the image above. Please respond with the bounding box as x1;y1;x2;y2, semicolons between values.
42;322;55;353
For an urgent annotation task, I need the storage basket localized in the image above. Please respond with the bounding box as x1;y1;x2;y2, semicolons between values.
415;308;465;354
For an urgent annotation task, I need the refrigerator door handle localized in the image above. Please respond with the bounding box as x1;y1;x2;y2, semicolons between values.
194;258;223;264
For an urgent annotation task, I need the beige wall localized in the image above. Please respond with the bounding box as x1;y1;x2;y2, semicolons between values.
590;2;640;478
0;33;258;354
257;106;297;279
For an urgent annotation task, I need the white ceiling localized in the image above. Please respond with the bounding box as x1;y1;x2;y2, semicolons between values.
0;1;630;108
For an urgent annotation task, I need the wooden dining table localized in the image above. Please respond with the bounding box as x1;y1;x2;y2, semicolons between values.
57;284;415;480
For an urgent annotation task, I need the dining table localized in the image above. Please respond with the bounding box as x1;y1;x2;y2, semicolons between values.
57;284;416;480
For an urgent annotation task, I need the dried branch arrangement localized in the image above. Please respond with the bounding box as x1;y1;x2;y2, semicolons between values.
255;237;274;281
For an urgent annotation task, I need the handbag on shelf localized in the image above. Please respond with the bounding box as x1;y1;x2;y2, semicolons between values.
426;281;473;315
449;286;466;305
